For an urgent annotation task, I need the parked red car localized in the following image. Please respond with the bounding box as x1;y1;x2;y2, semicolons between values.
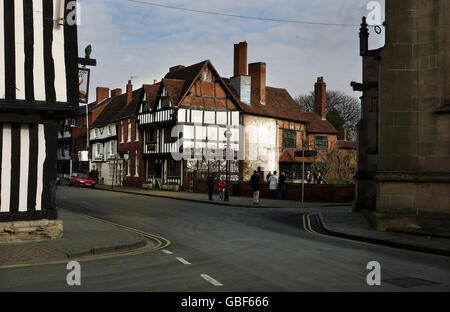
69;173;96;188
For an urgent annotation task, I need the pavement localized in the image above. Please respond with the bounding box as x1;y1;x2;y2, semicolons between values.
0;208;150;266
95;184;343;208
96;184;450;257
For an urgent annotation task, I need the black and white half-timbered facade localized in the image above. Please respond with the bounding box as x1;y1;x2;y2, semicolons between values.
137;61;243;190
0;0;78;222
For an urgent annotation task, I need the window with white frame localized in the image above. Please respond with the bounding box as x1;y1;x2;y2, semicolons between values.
127;152;131;176
120;122;124;143
110;141;115;156
134;151;139;177
135;123;139;142
127;121;131;142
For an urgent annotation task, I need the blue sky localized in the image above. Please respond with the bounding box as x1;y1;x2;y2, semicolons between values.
77;0;385;103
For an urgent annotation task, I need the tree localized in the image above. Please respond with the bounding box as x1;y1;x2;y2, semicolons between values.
312;145;357;184
295;90;361;140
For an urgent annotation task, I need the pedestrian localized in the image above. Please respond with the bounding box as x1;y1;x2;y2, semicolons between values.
268;171;278;199
278;172;286;199
207;173;216;200
249;170;261;205
218;179;226;201
266;171;271;182
306;170;313;184
317;172;323;185
94;169;99;184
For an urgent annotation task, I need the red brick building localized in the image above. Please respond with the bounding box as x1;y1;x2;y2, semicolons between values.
116;81;145;186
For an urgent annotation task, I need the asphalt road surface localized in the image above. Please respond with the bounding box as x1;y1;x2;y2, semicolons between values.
1;186;449;292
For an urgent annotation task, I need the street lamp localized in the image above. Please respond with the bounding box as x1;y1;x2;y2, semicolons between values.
224;127;232;201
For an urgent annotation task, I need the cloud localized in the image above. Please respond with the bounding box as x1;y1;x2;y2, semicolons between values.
77;0;385;102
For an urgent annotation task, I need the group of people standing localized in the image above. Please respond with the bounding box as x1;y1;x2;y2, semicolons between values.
207;174;228;201
250;170;286;205
207;169;322;205
88;169;99;184
306;170;323;185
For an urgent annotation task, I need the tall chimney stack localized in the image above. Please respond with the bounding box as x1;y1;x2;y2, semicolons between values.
96;87;109;103
314;77;327;120
359;17;369;56
126;80;133;105
249;62;266;105
234;42;248;76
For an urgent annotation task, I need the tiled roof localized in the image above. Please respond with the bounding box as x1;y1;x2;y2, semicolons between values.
91;89;142;128
116;88;144;120
163;60;243;110
78;97;111;116
162;78;186;105
143;83;161;109
223;78;337;134
304;112;338;134
163;60;208;104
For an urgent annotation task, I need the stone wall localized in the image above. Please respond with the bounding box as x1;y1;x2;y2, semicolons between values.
0;220;63;243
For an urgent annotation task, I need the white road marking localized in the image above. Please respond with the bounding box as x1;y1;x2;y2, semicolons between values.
201;274;223;286
161;250;173;255
176;257;191;265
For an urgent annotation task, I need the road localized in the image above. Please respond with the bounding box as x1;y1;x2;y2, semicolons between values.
1;186;449;292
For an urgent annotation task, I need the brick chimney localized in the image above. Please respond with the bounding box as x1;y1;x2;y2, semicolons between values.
111;88;122;97
314;77;327;120
96;87;109;103
234;42;247;76
249;62;266;105
126;80;133;105
338;127;348;141
169;65;185;73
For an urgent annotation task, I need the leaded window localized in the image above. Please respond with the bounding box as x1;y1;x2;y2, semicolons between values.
314;136;328;150
282;130;296;149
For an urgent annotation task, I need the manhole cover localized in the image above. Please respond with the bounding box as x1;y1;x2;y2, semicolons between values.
383;277;441;288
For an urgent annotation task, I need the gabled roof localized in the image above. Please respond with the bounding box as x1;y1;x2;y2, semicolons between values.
163;60;243;110
162;78;186;106
304;112;338;134
142;83;161;111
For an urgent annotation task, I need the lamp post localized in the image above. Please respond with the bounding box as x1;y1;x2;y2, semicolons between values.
224;127;232;201
301;131;307;209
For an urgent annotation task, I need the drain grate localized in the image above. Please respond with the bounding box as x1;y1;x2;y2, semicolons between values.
383;277;441;288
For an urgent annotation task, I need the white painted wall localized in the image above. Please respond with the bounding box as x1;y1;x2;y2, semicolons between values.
242;115;279;180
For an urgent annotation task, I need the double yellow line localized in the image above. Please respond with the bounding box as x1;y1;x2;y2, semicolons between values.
302;214;320;234
0;214;171;270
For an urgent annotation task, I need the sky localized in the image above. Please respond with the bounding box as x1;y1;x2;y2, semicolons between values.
77;0;385;103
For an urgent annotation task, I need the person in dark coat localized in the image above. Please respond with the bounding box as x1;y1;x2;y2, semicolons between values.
249;170;261;205
207;174;216;200
278;172;286;199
